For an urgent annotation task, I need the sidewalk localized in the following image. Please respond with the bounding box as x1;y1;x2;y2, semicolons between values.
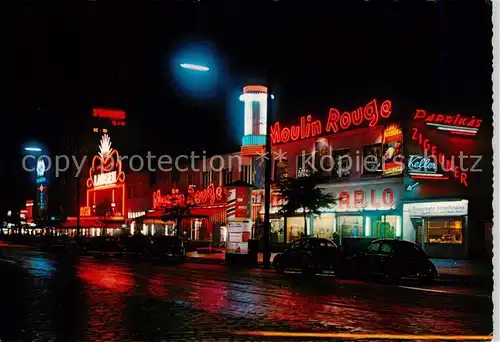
430;258;492;278
186;251;278;264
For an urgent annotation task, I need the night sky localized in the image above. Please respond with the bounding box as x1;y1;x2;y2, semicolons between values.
4;1;493;214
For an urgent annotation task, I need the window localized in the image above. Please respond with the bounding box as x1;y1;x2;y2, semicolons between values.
314;139;331;178
296;153;314;178
426;219;463;244
379;243;394;255
363;144;383;174
332;148;351;178
252;101;261;135
367;216;399;239
287;216;305;242
270;218;285;243
274;159;288;181
312;214;334;239
339;216;363;238
367;242;380;253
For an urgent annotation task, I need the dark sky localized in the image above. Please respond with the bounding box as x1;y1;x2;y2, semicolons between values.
3;0;493;213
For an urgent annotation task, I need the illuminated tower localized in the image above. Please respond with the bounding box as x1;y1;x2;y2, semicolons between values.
238;85;273;188
239;85;269;150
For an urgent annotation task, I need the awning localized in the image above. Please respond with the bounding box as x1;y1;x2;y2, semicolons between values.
145;206;227;225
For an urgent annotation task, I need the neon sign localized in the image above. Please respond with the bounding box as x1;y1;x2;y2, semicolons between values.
413;109;481;136
87;134;125;189
94;171;117;188
271;99;392;144
93;108;126;120
189;184;227;205
408;155;437;174
411;127;467;186
153;184;228;208
337;188;395;211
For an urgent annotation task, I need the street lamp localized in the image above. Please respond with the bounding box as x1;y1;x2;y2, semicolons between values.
24;147;42;152
180;63;210;72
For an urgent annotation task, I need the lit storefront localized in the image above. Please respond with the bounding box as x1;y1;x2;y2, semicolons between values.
147;184;228;241
63;133;127;236
403;200;468;259
402;107;484;259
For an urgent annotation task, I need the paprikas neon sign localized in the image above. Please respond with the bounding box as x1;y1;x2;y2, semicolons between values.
271;99;392;144
413;109;481;136
86;134;125;189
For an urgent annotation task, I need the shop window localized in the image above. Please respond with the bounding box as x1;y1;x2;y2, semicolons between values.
365;215;401;239
287;216;305;242
332;148;351;178
296;153;314;178
314;139;331;178
426;219;463;244
339;216;363;238
312;214;334;239
270;218;285;243
363;144;383;174
274;159;288;181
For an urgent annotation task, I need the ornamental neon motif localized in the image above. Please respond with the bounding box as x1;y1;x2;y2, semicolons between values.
413;109;481;136
270;99;392;144
87;134;125;189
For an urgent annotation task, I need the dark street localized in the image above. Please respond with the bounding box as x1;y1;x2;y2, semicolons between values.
0;246;492;341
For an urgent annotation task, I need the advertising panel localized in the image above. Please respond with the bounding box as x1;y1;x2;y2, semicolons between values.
226;221;252;254
382;124;404;177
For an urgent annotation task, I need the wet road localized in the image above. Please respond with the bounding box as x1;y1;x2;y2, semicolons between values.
0;247;492;341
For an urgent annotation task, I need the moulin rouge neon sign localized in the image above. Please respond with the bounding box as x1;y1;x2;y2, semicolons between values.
271;99;392;144
153;184;228;208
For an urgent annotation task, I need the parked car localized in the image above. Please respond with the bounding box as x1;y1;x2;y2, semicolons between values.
86;236;124;258
152;236;187;262
120;235;153;259
272;237;339;275
350;239;438;282
40;235;75;253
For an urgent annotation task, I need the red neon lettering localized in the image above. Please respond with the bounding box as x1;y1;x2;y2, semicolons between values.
340;112;351;129
352;108;363;125
382;189;394;207
301;116;311;139
380;100;392;118
353;190;365;208
423;139;430;150
460;173;468;186
414;109;427;120
411;128;418;140
273;99;392;144
364;99;379;127
311;120;322;136
291;126;300;140
270;122;281;144
370;190;381;208
414;110;481;129
326;108;340;133
93;108;126;120
281;127;290;143
431;145;437;157
454;167;460;179
339;191;350;208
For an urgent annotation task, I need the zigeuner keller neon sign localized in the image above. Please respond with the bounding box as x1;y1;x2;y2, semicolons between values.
271;99;392;144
